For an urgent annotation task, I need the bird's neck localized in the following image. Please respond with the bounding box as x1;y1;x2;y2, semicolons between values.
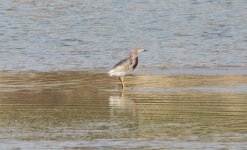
130;55;138;65
129;53;137;59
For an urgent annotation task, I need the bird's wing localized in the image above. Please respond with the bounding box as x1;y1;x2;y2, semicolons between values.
112;58;131;72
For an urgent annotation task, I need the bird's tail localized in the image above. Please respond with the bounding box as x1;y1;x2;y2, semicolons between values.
108;69;114;77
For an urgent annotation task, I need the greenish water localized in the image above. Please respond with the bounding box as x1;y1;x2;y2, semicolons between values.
0;71;247;149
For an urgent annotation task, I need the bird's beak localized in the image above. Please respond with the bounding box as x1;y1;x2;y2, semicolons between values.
137;49;147;53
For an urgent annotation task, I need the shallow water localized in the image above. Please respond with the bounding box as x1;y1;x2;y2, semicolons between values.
0;71;247;149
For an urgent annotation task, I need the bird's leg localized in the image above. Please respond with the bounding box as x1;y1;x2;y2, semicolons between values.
121;77;125;88
118;77;122;86
118;77;124;88
120;88;124;96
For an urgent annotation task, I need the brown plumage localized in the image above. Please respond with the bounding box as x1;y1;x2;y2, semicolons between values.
108;48;147;88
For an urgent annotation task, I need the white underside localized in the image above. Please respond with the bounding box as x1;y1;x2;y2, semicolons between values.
108;69;126;77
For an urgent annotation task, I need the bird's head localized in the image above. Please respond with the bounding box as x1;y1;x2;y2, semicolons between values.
129;48;147;57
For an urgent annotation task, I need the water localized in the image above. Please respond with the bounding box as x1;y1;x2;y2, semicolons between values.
0;0;247;149
0;0;246;72
0;72;247;149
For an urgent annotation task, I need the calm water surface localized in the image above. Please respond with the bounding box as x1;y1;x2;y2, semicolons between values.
0;0;247;149
0;71;247;149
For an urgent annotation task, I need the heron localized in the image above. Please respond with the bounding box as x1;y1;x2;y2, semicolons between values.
108;48;147;88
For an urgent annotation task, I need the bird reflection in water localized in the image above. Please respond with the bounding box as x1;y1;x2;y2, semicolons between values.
108;90;137;117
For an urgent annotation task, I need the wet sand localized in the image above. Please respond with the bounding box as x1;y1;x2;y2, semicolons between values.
0;71;247;149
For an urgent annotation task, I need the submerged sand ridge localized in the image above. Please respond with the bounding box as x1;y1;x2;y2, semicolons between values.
0;71;247;149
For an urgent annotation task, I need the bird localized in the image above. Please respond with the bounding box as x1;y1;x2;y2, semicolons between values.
108;48;147;88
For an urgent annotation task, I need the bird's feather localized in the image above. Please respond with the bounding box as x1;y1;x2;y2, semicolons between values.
131;57;138;70
108;57;138;77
